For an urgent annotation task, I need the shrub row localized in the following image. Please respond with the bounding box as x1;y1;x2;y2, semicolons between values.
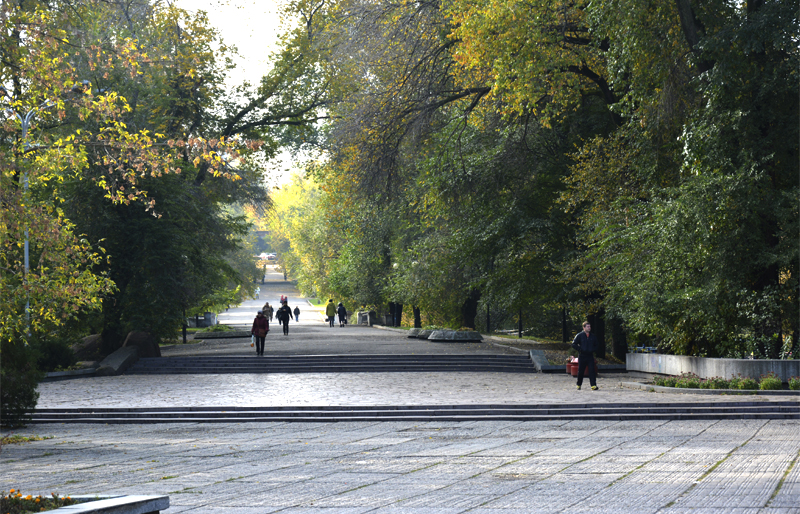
652;373;800;391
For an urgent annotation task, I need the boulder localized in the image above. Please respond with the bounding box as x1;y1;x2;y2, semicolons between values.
73;334;103;361
96;346;139;376
408;328;421;338
428;330;483;342
122;331;161;358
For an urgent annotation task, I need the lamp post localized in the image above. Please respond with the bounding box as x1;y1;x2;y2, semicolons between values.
2;89;55;339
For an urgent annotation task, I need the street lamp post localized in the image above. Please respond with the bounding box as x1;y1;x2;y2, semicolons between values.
4;94;54;339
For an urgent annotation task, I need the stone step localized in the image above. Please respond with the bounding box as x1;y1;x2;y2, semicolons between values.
126;365;536;374
139;354;532;361
28;402;800;423
125;354;536;375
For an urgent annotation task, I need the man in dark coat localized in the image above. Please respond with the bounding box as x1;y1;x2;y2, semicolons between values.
337;302;347;327
276;301;293;335
572;321;598;390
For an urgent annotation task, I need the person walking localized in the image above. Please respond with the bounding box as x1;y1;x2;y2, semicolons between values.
276;301;293;335
337;302;347;327
251;310;269;356
267;303;274;322
325;299;336;327
293;306;300;322
572;321;599;390
255;286;260;299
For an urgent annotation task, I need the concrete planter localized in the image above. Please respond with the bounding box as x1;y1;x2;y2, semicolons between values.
407;328;421;338
416;330;434;339
627;353;800;382
54;495;168;513
428;330;483;342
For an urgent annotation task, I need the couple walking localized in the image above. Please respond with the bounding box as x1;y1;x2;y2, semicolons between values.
325;299;347;327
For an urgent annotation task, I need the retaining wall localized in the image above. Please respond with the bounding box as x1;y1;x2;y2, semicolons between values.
627;353;800;382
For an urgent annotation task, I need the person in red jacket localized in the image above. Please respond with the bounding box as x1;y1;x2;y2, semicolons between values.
251;310;269;356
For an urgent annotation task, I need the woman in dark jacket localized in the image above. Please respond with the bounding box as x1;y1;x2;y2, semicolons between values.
337;302;347;327
251;310;269;356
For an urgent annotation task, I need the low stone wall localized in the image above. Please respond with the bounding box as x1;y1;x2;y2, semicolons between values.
627;353;800;382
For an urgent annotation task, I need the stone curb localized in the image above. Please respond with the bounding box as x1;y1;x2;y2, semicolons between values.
96;347;139;377
194;330;251;339
428;330;483;342
43;368;97;382
621;381;800;395
56;494;168;513
369;325;408;333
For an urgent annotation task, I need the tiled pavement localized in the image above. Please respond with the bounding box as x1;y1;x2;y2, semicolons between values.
3;419;799;512
2;280;799;512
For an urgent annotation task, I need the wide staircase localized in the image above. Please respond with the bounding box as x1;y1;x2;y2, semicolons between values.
125;354;537;374
28;401;800;423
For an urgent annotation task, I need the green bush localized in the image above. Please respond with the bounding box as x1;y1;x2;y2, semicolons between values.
788;377;800;391
1;339;44;427
739;377;759;390
32;338;77;373
675;373;701;388
198;324;231;333
654;375;678;387
759;373;782;390
706;377;731;389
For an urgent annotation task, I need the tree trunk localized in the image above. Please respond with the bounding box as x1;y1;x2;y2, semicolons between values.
460;289;480;329
413;306;421;328
394;303;403;327
588;309;606;359
562;308;569;343
610;316;627;361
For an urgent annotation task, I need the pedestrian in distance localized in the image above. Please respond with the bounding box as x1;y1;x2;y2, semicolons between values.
268;304;274;322
325;299;336;327
572;321;598;390
337;302;347;327
251;310;269;356
293;306;300;322
276;301;292;335
262;302;270;318
255;286;260;299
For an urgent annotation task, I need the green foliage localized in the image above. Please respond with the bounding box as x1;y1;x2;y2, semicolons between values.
0;338;44;427
705;377;731;390
1;490;81;513
788;377;800;391
198;324;232;333
653;375;678;388
31;337;77;373
738;377;759;391
759;373;782;391
674;373;702;389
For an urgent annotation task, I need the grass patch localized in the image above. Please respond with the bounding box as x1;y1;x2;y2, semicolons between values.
306;298;325;306
197;324;232;333
0;434;53;445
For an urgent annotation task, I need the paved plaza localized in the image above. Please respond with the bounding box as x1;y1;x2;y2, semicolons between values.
2;275;799;512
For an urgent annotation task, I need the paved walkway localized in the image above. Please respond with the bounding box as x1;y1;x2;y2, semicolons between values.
3;419;799;512
3;272;800;512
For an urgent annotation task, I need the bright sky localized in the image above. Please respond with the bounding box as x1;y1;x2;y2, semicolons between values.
173;0;301;188
173;0;284;85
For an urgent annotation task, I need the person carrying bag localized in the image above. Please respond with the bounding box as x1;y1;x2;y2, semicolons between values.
251;310;269;356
